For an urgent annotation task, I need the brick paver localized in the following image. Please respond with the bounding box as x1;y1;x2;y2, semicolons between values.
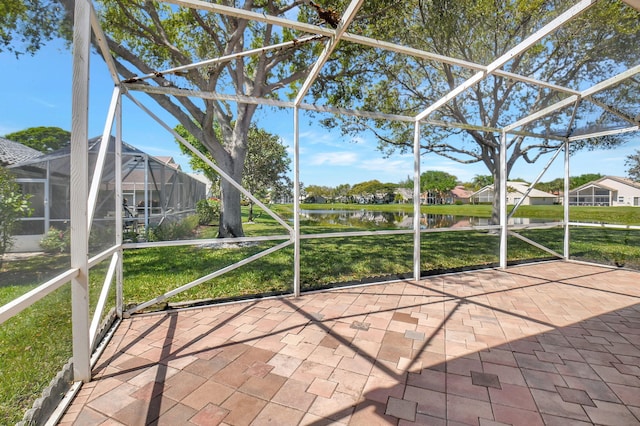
57;261;640;425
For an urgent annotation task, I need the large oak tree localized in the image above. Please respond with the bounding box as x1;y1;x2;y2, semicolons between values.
311;0;640;223
5;0;329;237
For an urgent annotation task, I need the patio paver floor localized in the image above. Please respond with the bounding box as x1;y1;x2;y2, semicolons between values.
58;261;640;425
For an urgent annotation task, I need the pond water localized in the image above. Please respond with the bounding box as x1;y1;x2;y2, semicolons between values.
299;209;543;229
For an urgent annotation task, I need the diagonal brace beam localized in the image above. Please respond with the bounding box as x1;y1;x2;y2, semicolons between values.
416;0;598;122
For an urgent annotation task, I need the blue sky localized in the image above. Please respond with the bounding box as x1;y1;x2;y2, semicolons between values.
1;39;638;188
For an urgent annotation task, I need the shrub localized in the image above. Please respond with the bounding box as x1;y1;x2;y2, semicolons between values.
147;215;198;242
40;227;70;253
0;168;32;260
196;198;218;225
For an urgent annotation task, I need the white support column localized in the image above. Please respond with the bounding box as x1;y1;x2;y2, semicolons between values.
563;138;570;259
499;132;508;269
413;122;421;281
293;108;301;297
45;162;50;231
70;0;92;383
144;155;149;229
115;92;124;318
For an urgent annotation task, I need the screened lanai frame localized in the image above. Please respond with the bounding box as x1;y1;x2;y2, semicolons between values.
1;0;640;392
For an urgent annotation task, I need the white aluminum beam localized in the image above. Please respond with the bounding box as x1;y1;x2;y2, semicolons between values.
89;3;120;84
417;0;597;122
564;138;570;259
506;64;640;132
586;96;639;127
130;82;568;139
161;0;587;106
298;229;413;240
508;230;563;259
127;35;324;84
70;0;92;383
124;83;293;108
295;0;364;105
505;96;579;132
568;125;640;141
0;269;79;325
88;87;120;232
124;234;290;249
499;132;508;269
508;145;564;218
126;83;415;122
89;253;118;350
127;240;293;315
568;222;640;230
88;245;120;269
422;118;567;141
115;95;124;318
293;107;301;297
509;99;579;218
163;0;333;37
413;122;421;281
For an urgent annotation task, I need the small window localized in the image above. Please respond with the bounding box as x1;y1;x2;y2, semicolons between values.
618;196;624;203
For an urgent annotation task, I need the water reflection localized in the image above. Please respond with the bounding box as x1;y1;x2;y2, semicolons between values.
299;209;540;229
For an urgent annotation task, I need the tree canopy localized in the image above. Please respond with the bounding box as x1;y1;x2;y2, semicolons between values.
626;150;640;182
313;0;640;221
4;127;70;153
0;0;68;57
420;171;458;194
349;180;396;197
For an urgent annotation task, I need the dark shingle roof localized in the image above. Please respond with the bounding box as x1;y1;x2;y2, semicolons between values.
0;137;43;166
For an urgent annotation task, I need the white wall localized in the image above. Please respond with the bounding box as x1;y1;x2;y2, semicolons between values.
599;178;640;206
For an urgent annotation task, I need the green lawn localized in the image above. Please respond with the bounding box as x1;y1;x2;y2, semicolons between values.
1;203;639;423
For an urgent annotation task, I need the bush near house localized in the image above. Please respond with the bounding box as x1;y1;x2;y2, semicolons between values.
39;227;70;254
0;168;32;263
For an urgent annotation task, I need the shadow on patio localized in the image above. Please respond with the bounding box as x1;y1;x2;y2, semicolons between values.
58;261;640;425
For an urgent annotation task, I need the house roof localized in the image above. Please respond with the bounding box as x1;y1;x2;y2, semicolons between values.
472;181;556;198
599;176;640;190
569;176;640;193
0;137;42;166
451;185;472;199
8;135;146;167
154;156;181;170
394;188;413;198
506;181;556;198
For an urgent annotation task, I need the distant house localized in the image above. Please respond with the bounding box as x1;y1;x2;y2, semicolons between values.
471;181;557;205
8;136;207;252
569;176;640;206
304;194;328;204
394;188;413;203
420;185;473;205
450;185;473;204
0;137;42;167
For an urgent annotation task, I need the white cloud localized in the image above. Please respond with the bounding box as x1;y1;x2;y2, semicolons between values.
358;157;412;176
29;97;57;108
308;151;359;166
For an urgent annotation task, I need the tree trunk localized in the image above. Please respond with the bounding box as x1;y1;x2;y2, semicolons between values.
217;148;246;238
248;201;254;222
219;177;245;238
